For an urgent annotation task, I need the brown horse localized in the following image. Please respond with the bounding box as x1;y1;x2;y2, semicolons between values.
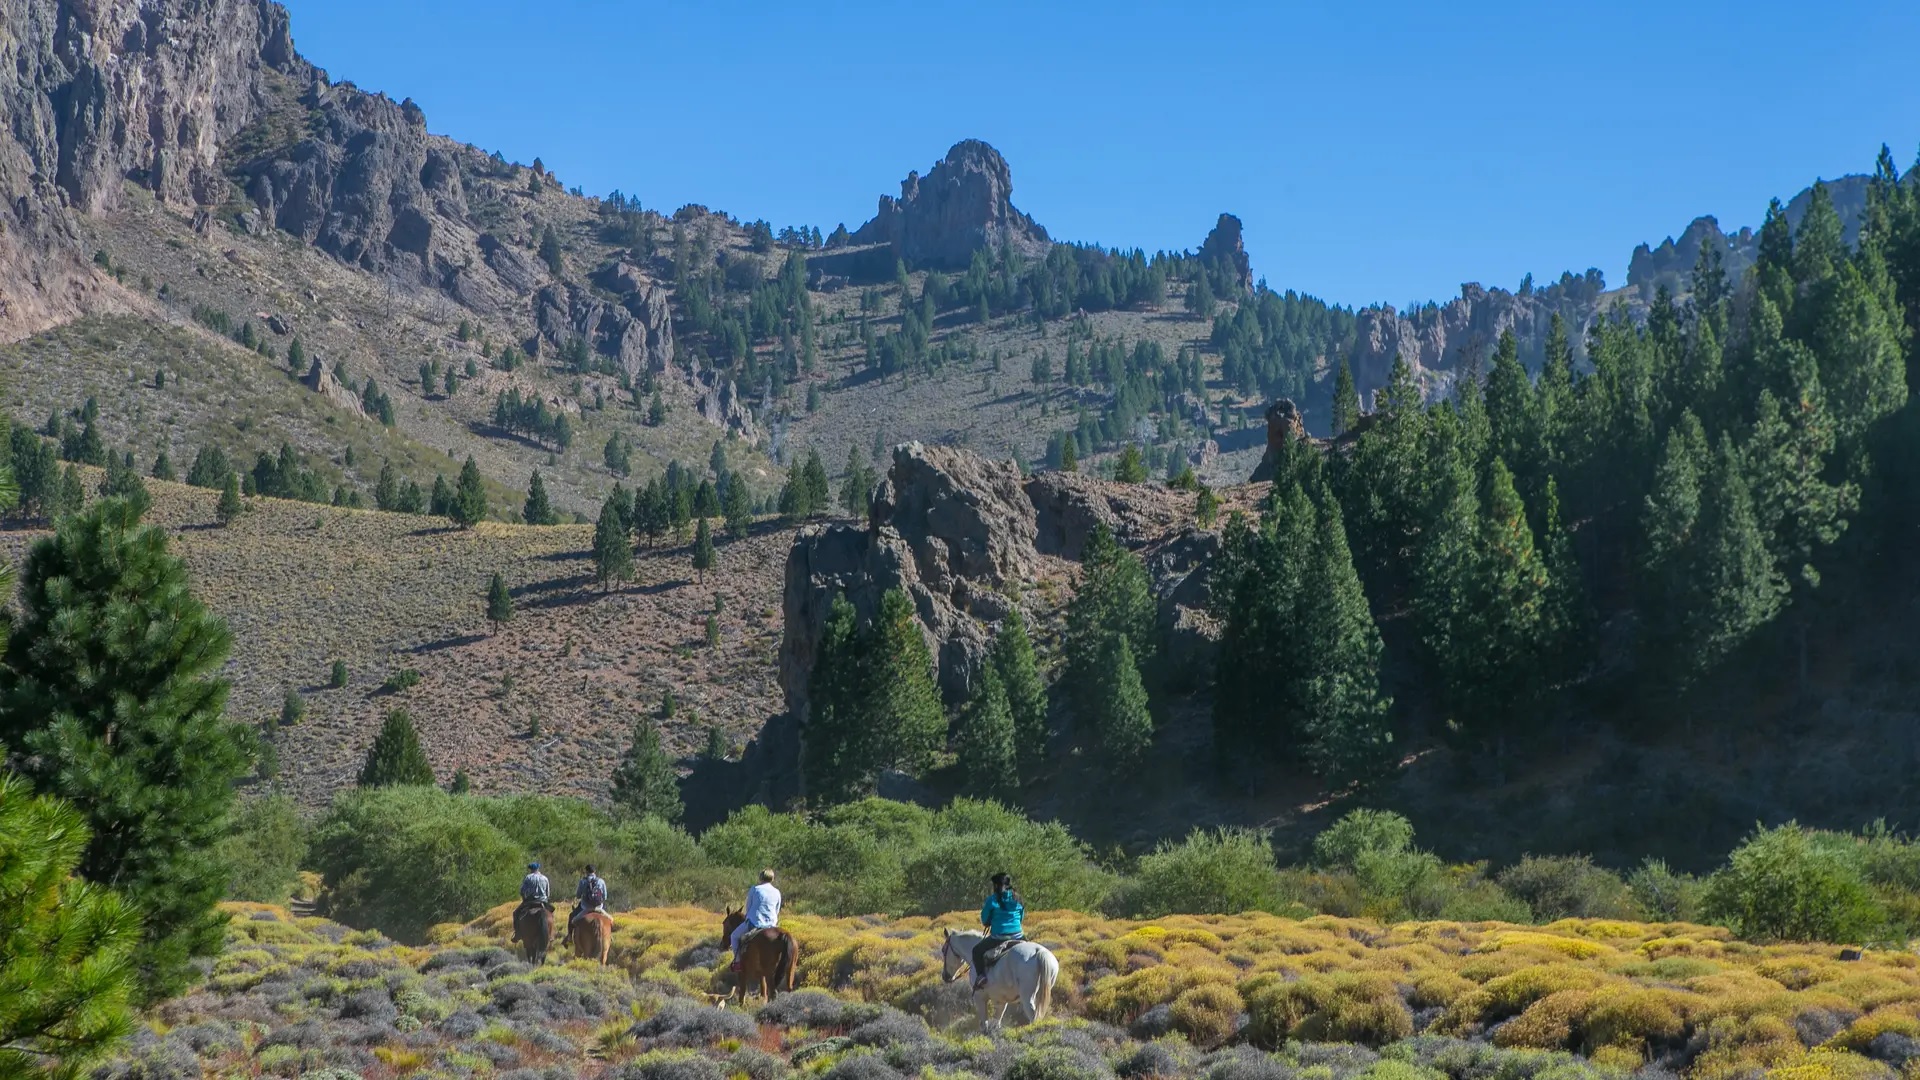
511;903;554;965
720;908;796;1004
569;908;613;965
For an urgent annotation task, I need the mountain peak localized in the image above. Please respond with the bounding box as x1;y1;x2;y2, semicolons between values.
850;138;1050;270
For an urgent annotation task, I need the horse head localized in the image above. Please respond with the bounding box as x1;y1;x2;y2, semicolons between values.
939;927;965;983
720;906;743;948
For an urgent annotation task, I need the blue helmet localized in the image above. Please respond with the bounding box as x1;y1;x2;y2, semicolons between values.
527;862;540;871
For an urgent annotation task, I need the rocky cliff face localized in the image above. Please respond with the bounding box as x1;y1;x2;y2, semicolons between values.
0;0;725;432
778;444;1211;755
0;0;295;335
1198;213;1253;294
849;139;1051;270
1625;176;1871;301
1347;282;1605;402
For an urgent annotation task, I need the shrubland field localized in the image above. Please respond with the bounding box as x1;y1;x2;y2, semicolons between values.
111;899;1920;1080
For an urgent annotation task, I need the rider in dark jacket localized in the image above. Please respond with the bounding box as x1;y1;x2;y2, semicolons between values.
973;871;1024;989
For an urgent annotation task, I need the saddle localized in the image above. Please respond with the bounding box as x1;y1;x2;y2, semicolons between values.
979;938;1019;971
742;926;778;947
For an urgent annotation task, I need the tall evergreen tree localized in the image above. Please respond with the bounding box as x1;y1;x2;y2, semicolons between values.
1212;484;1316;758
0;498;252;1002
691;517;715;582
609;715;683;822
356;710;434;788
1295;497;1394;783
485;572;514;631
1331;357;1360;437
868;588;945;773
1485;329;1541;492
428;474;453;518
449;456;487;527
723;473;754;539
523;470;558;526
801;448;831;517
1792;181;1846;292
215;472;242;526
1063;523;1156;727
0;775;140;1080
954;666;1017;800
1687;435;1791;680
592;497;633;591
1091;635;1152;766
374;462;399;511
802;597;870;805
991;607;1049;772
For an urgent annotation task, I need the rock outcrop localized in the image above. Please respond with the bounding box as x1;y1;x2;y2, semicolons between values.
0;0;295;336
849;139;1051;270
778;444;1209;751
1346;281;1605;405
533;281;674;381
1198;213;1253;294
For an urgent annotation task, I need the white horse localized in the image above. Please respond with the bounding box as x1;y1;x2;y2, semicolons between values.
941;928;1059;1031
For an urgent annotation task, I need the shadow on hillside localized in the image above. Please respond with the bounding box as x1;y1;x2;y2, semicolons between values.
533;549;588;563
407;633;487;655
407;524;463;538
463;420;559;454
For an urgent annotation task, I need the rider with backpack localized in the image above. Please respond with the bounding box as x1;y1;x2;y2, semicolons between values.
974;871;1024;989
571;864;607;930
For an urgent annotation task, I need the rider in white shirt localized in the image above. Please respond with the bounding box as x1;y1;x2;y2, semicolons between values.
729;869;781;972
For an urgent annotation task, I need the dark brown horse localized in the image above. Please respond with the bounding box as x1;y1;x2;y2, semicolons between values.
511;903;554;965
721;908;796;1003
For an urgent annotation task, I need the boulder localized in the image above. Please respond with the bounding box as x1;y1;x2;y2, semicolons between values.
849;139;1051;270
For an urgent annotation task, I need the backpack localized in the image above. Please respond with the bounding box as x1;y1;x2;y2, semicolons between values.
584;876;606;909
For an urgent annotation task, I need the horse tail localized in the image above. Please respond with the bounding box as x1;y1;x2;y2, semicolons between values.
1034;950;1059;1022
776;930;799;991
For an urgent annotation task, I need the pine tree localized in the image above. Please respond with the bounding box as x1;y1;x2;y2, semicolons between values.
703;725;728;762
1063;524;1157;728
1331;356;1360;437
1536;314;1576;464
954;666;1017;800
802;596;871;805
723;474;753;539
1807;258;1909;446
693;478;719;520
1114;445;1148;483
1459;459;1554;745
868;588;945;773
691;517;715;582
1486;330;1541;492
1092;635;1153;766
357;710;434;788
428;475;453;517
329;659;349;688
450;456;487;527
0;775;140;1080
374;462;399;511
150;451;175;482
1295;497;1394;783
991;607;1049;772
592;497;633;591
486;572;514;631
840;447;873;516
0;498;252;1002
802;448;831;517
539;225;564;275
523;469;557;526
1685;436;1789;681
55;464;85;518
609;715;683;822
449;769;472;795
1213;484;1316;759
1793;181;1846;292
99;452;151;517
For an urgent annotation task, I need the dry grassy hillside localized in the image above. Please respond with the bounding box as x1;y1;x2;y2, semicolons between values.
0;480;794;808
105;901;1920;1080
61;183;783;519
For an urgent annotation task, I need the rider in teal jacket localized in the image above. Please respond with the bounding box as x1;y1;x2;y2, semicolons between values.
973;872;1024;988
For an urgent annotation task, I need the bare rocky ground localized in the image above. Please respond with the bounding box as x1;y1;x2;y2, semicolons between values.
0;478;798;809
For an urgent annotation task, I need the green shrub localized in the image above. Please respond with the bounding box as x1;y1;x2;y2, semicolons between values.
1701;822;1885;943
900;806;1111;914
1117;828;1288;917
311;787;522;942
1495;855;1639;921
1313;809;1416;869
221;795;308;904
381;669;422;693
1626;858;1703;922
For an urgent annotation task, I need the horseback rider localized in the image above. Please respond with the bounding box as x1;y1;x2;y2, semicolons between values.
973;871;1024;990
729;869;781;973
570;863;607;931
516;862;551;917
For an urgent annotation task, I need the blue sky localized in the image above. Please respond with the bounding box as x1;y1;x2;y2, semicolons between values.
282;1;1920;310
